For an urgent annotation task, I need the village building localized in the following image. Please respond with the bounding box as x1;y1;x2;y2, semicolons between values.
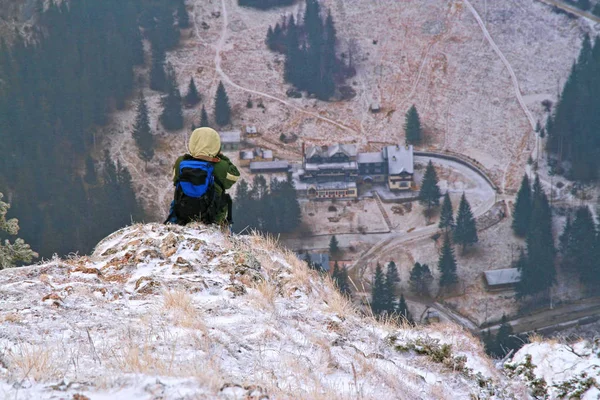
299;143;358;183
249;160;290;174
245;125;259;138
293;142;414;199
357;152;387;183
239;148;274;167
483;268;521;292
384;145;414;190
219;130;241;150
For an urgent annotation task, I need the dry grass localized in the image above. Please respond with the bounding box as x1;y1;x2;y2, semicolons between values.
2;313;22;324
250;279;278;310
8;343;60;382
162;289;206;330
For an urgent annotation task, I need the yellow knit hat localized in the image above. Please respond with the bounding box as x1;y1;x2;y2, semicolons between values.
188;127;221;158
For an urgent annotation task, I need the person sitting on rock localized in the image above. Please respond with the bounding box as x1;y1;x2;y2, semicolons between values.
165;127;240;226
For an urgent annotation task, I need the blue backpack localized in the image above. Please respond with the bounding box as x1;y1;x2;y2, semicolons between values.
170;159;220;224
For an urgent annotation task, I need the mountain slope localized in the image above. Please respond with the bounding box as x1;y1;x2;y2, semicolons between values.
0;223;528;399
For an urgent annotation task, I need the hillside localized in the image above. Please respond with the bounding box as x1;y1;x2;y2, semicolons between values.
99;0;593;219
0;223;522;399
1;223;599;399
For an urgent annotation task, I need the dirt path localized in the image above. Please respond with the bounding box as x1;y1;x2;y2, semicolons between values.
194;0;360;136
373;192;393;231
462;0;537;193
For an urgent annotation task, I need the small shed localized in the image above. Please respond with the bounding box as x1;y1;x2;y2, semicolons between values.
220;130;241;150
245;125;259;137
249;160;290;174
239;150;255;167
369;102;381;113
483;268;521;292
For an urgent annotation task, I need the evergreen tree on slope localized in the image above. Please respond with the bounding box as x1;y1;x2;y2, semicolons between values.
409;262;433;297
419;161;441;210
519;176;555;297
176;0;190;29
150;44;167;92
184;77;201;107
371;263;386;316
454;193;478;253
405;105;422;144
384;261;400;314
200;104;210;127
132;93;154;162
214;81;231;126
567;206;599;285
439;192;454;230
512;174;532;237
160;64;184;131
396;293;414;324
438;233;458;287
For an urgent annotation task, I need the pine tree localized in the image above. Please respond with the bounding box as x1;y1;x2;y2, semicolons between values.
559;214;573;257
495;315;517;358
176;0;190;28
132;93;154;162
159;64;184;131
338;267;351;297
233;179;255;234
512;174;532;237
331;260;340;280
396;293;413;324
84;155;97;185
184;77;201;107
0;192;38;269
482;330;497;357
329;235;340;257
280;174;302;233
439;192;454;230
519;176;555;297
567;206;599;284
332;261;351;297
371;263;386;316
266;26;275;50
419;161;441;210
514;249;528;299
405;105;422;144
454;193;478;253
200;105;209;127
384;261;400;314
284;15;300;86
318;10;336;100
438;233;458;287
214;81;231;126
385;261;400;296
150;43;167;92
409;262;433;297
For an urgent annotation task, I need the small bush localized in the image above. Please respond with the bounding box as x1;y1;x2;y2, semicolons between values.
286;88;302;98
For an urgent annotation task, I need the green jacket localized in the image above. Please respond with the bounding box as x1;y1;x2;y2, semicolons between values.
172;127;240;223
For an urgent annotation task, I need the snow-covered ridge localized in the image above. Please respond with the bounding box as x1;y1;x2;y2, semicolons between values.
0;223;591;399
